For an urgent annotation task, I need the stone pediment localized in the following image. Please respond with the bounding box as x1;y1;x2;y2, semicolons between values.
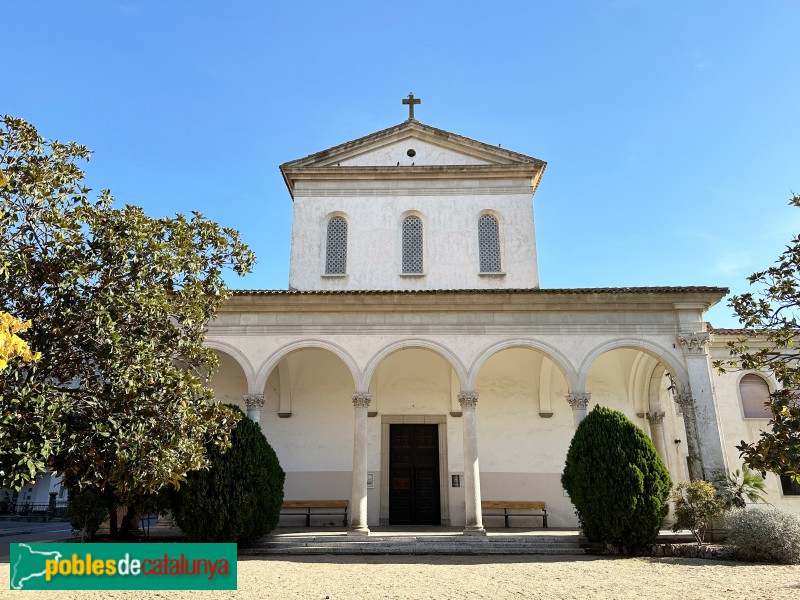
280;120;546;198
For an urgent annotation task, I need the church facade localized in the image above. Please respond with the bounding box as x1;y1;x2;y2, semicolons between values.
205;106;799;534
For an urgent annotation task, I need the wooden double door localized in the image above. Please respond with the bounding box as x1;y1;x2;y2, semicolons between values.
389;424;441;525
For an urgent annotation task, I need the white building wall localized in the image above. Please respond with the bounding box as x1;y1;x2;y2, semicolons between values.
710;340;800;513
289;189;539;291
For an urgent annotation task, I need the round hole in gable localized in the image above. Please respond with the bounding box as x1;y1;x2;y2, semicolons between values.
407;149;416;157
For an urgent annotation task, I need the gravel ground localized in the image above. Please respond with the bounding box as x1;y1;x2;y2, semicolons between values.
2;554;800;599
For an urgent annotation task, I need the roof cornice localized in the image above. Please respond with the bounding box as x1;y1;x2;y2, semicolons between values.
222;286;728;313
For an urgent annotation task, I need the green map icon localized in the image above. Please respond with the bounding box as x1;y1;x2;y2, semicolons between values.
10;543;63;590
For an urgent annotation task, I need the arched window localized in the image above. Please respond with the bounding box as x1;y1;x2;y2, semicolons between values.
325;216;347;275
740;374;771;418
478;214;501;272
402;215;423;274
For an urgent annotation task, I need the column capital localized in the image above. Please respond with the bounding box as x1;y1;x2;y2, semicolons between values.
674;388;694;408
566;393;591;410
457;391;479;409
646;411;666;426
351;392;372;409
243;393;266;409
677;331;711;355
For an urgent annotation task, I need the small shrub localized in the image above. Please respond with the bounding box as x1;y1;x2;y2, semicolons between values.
67;487;109;542
713;465;768;510
726;506;800;564
561;406;672;553
672;480;724;545
171;405;285;546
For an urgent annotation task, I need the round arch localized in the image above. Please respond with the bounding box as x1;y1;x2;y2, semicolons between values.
361;339;469;392
734;370;778;393
203;339;256;392
254;339;360;393
577;338;690;391
467;338;579;391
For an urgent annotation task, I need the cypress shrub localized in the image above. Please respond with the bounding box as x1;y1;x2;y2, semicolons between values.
171;405;285;546
561;405;672;553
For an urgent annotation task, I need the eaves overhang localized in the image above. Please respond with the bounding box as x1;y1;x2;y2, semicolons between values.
223;286;729;313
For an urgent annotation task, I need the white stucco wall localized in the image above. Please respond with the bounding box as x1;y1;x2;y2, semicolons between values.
710;340;800;513
288;190;539;290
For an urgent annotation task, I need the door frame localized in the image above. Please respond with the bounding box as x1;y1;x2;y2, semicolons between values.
380;415;450;526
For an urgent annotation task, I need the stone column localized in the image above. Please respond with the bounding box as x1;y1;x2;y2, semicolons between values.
646;411;667;463
348;392;371;536
678;332;727;481
674;389;704;481
566;393;591;429
458;391;486;536
243;394;265;427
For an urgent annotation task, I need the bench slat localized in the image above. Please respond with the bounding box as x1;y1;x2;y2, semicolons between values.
481;501;548;528
279;500;349;527
482;501;545;510
282;500;348;509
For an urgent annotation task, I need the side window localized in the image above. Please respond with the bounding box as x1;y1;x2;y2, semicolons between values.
739;374;771;419
781;472;800;496
478;214;501;273
325;216;347;275
402;215;423;274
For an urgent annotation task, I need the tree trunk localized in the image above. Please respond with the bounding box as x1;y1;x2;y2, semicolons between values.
105;491;118;539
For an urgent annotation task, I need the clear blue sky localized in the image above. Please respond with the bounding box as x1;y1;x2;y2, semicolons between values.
5;2;800;327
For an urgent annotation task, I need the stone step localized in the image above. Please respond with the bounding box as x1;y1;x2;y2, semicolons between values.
244;544;599;556
259;541;586;550
263;535;584;544
261;538;584;546
244;533;604;556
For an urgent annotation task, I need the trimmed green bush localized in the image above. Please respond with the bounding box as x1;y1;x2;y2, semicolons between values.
67;487;109;542
671;480;724;545
726;506;800;564
171;405;285;546
561;405;672;553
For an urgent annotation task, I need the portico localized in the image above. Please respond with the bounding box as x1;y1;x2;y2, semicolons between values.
205;286;727;533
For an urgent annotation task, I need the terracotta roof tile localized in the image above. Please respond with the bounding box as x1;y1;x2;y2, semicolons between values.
230;286;729;296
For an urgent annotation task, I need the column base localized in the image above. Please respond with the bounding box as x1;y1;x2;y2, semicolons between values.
347;525;370;537
462;525;487;536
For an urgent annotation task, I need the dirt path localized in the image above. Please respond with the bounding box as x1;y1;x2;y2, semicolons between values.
2;554;799;599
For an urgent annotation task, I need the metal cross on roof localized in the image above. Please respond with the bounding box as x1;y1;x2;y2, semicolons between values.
402;93;421;120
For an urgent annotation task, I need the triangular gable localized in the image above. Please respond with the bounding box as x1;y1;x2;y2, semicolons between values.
281;120;542;169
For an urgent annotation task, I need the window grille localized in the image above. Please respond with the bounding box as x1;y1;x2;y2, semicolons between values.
402;216;424;273
478;214;501;272
325;216;347;274
739;374;771;418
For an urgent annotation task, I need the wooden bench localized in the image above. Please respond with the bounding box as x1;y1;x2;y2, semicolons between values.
481;501;548;528
280;500;349;527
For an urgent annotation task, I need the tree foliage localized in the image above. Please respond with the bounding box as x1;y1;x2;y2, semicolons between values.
561;406;672;553
171;405;285;546
716;194;800;482
0;115;254;503
0;312;40;371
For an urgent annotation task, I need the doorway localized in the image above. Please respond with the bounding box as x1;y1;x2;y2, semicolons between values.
389;424;441;525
